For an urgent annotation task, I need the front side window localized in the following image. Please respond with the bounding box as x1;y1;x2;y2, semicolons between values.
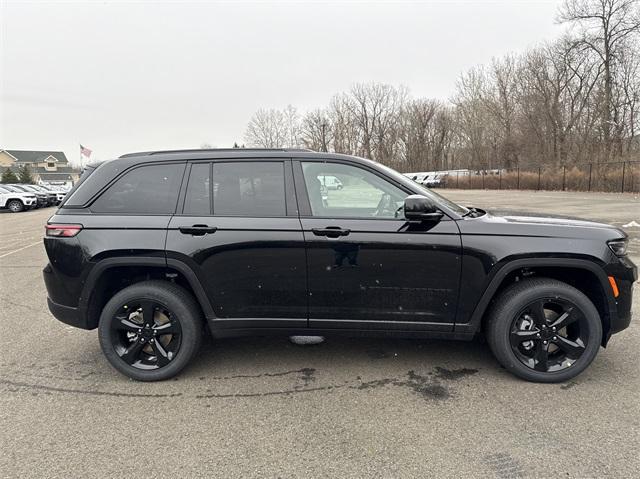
301;162;408;218
91;163;183;214
212;162;286;216
183;163;211;215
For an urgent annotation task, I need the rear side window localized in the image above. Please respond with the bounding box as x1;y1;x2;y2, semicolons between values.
183;163;211;215
91;163;184;214
212;162;286;216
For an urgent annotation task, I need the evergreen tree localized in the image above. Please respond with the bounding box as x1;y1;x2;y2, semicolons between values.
17;165;35;184
1;169;19;183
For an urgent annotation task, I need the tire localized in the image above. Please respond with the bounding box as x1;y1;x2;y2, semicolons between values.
486;278;602;383
98;280;203;381
7;200;24;213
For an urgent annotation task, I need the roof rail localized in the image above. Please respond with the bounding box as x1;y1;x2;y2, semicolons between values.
119;148;314;158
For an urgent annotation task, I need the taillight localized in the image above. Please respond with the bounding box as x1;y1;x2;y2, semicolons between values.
45;224;83;237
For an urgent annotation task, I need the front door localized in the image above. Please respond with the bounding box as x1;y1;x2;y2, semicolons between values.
165;159;307;329
295;160;461;331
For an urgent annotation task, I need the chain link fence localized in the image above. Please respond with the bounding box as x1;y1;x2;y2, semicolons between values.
433;161;640;193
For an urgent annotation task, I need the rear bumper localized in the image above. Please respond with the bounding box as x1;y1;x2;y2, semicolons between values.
47;297;92;329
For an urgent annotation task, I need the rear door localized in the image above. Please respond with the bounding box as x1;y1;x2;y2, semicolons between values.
165;159;308;329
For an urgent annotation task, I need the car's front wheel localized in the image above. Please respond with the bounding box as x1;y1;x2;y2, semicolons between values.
98;281;202;381
487;278;602;383
7;200;24;213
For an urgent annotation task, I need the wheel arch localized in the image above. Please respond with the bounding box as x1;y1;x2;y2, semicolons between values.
80;257;214;329
458;258;617;346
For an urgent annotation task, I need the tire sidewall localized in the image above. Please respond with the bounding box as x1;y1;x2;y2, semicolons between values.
8;200;23;213
98;283;201;381
490;281;602;383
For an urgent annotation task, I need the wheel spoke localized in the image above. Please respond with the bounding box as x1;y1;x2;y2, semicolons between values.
151;340;171;367
114;315;141;333
530;300;548;327
533;341;549;372
510;329;539;348
120;340;145;364
153;321;178;334
553;336;585;359
549;308;578;331
140;301;156;327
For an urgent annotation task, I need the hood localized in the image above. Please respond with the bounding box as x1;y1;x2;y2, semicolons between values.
490;209;618;230
461;209;626;241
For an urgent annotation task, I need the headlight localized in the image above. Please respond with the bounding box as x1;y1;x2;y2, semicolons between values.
608;239;628;257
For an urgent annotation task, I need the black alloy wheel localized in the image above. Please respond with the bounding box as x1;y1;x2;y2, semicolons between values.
487;278;602;383
110;300;182;370
98;281;202;381
510;298;588;373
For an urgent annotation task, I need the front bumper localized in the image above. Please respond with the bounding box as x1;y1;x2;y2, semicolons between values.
607;256;637;337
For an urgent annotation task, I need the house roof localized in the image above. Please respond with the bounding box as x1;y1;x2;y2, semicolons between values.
2;150;69;164
38;173;74;181
0;165;77;173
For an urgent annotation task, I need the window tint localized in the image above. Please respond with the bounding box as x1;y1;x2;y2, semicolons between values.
91;163;183;214
183;163;211;215
213;162;285;216
301;162;408;218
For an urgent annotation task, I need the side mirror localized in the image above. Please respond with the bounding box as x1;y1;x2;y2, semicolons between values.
404;195;444;223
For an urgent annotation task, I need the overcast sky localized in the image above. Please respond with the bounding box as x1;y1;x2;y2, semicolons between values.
1;0;564;165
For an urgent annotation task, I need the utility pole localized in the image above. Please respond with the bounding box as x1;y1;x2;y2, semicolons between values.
321;122;328;152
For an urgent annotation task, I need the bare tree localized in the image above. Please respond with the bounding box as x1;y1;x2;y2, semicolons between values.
346;83;407;163
300;109;332;152
559;0;640;158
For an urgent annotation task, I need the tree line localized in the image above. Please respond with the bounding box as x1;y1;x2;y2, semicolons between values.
1;165;35;184
243;0;640;173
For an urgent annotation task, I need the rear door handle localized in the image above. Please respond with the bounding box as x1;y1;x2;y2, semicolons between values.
179;224;218;236
311;227;351;238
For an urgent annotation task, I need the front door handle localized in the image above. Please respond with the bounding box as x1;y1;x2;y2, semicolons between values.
311;227;351;238
179;224;218;236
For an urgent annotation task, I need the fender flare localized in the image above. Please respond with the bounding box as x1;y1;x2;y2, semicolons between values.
456;257;617;335
79;256;215;328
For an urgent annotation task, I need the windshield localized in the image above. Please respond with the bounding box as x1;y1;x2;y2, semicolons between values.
375;162;470;216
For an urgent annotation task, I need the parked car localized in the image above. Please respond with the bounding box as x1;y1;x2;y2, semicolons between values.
8;184;49;207
422;173;444;188
38;184;67;204
43;149;636;382
14;184;57;206
0;185;37;212
317;174;343;190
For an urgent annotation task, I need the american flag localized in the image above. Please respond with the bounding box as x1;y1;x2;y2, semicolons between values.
80;144;92;158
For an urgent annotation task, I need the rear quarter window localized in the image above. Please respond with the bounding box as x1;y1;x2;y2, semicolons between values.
90;163;184;214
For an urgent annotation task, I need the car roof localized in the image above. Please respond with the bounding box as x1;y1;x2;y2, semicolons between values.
116;148;372;164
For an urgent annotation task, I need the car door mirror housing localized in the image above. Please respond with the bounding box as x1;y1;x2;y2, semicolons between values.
404;195;444;223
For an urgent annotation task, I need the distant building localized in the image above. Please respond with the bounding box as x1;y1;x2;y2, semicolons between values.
0;149;80;187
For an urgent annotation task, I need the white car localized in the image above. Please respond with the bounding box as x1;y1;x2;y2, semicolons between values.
317;175;343;190
0;185;37;212
38;184;67;203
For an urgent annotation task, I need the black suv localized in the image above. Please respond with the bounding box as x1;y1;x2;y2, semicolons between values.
43;149;636;382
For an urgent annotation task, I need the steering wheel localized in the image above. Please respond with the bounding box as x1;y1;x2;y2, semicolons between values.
373;193;397;217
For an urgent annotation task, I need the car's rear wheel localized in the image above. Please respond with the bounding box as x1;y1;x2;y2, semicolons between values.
7;200;24;213
98;281;202;381
487;278;602;383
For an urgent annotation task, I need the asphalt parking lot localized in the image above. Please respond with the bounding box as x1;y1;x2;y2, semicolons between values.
0;190;638;478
